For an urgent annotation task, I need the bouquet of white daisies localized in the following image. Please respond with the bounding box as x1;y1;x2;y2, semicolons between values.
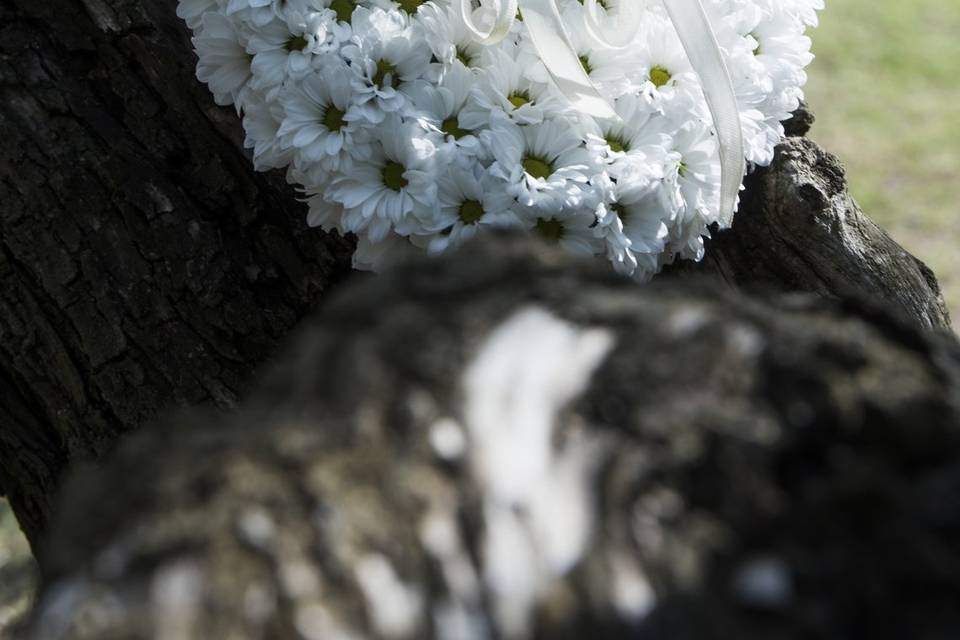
179;0;821;278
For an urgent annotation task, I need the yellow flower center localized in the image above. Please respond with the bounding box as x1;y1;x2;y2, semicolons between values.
455;46;474;67
650;65;672;88
458;199;484;224
606;133;629;153
441;116;471;140
612;202;629;222
382;161;408;191
507;91;531;109
373;59;396;88
330;0;357;22
322;106;346;132
286;35;309;52
579;54;593;76
397;0;425;14
535;218;564;242
522;155;554;180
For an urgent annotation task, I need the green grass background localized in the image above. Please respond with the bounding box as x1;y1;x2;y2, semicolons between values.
804;0;960;321
1;0;959;633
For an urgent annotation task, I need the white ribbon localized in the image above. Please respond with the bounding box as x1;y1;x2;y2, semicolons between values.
661;0;744;226
460;0;745;226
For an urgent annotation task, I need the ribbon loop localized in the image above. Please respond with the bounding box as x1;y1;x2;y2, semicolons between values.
460;0;519;45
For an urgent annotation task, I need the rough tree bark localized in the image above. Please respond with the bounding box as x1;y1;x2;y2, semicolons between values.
0;0;355;550
18;236;960;639
0;0;951;560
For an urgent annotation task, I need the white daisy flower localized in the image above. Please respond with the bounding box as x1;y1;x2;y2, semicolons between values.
193;11;253;106
303;184;345;230
326;117;439;241
460;45;567;128
404;65;487;165
416;1;486;71
515;201;603;257
609;176;672;278
591;193;639;277
579;93;671;185
351;232;420;271
751;15;813;86
343;7;435;123
372;0;434;18
242;90;295;170
414;166;518;253
661;118;722;223
784;0;824;27
247;10;347;98
226;0;332;25
484;116;597;209
277;58;372;173
178;0;225;30
225;0;275;25
630;12;701;103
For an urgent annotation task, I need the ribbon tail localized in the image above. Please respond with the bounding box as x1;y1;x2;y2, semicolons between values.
519;0;618;120
662;0;745;227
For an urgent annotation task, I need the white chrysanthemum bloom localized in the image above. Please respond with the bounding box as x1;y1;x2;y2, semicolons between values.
653;119;724;263
343;7;435;123
590;185;639;276
629;12;701;102
404;65;488;165
783;0;824;27
242;90;295;170
225;0;332;25
277;58;372;173
303;182;345;229
327;117;439;241
484;116;597;209
414;166;518;253
193;12;253;106
178;0;225;29
515;201;603;257
351;232;421;271
752;16;813;85
607;173;673;278
225;0;274;25
579;93;671;185
247;10;348;98
460;45;567;128
661;118;722;222
416;0;486;72
370;0;436;18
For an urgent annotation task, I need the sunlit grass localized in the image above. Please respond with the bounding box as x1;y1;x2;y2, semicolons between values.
805;0;960;322
0;500;33;636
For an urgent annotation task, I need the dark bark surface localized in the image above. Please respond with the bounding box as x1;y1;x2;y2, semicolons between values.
665;122;952;332
0;0;951;562
0;0;355;550
19;236;960;639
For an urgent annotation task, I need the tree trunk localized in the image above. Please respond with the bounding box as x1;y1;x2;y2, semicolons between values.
0;0;950;559
0;0;355;550
665;128;952;332
20;236;960;639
